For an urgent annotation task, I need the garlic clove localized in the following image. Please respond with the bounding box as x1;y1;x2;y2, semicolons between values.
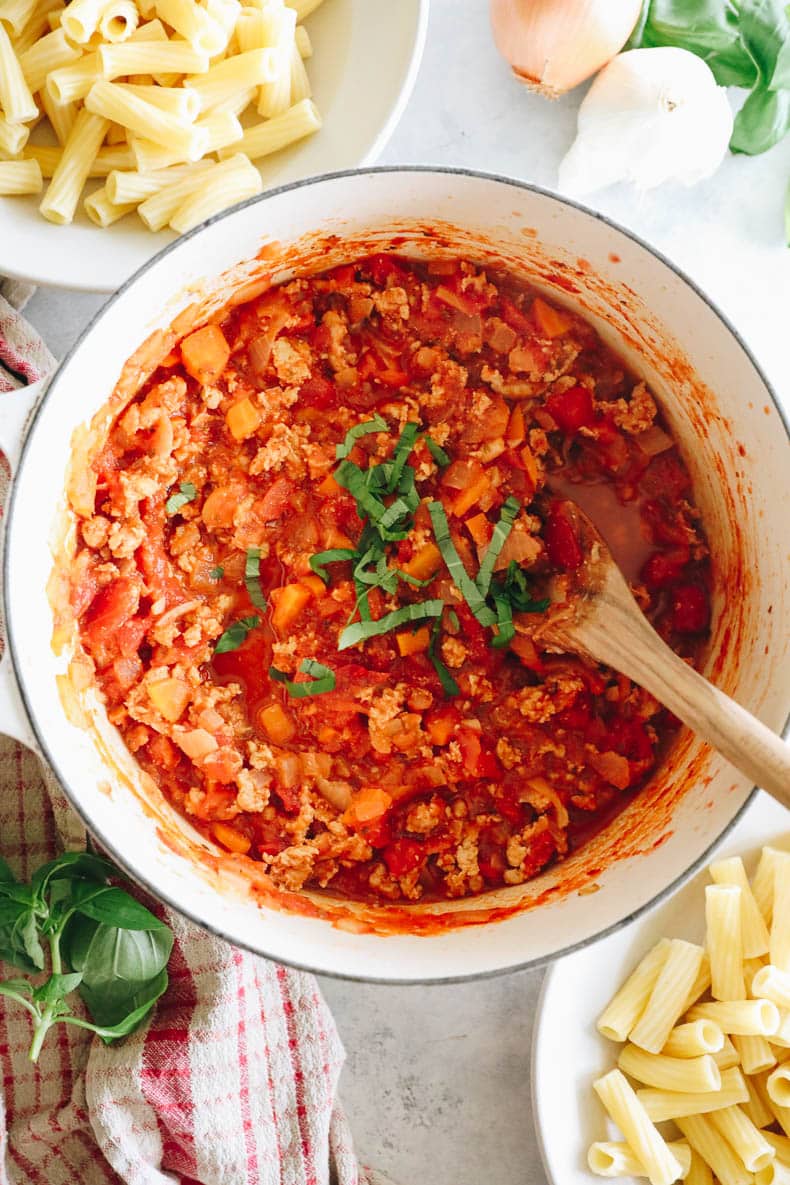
558;47;734;196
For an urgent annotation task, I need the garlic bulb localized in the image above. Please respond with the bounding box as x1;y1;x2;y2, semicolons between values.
558;47;734;196
490;0;642;98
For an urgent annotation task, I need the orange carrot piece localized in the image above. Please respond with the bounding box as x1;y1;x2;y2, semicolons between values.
271;583;311;632
226;396;261;441
521;444;539;492
344;787;392;826
465;513;491;548
506;404;526;446
451;472;491;517
316;473;343;497
396;626;431;657
258;703;296;745
181;323;230;385
532;296;572;339
402;542;442;581
300;574;326;598
211;822;251;854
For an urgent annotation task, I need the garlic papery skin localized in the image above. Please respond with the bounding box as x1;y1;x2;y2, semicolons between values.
490;0;642;98
558;47;734;196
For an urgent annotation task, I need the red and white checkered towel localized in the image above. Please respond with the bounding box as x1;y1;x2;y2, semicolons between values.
0;284;388;1185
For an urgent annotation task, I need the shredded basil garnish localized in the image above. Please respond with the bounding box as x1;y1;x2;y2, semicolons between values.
209;565;224;581
309;548;358;584
270;658;336;697
427;501;496;627
335;415;387;460
428;617;460;697
475;496;520;597
214;615;260;654
387;422;420;492
244;548;267;610
424;435;451;468
338;599;445;650
165;482;197;516
494;561;550;615
490;594;515;649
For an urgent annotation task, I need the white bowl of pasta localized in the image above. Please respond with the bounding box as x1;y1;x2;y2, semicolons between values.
0;0;428;291
533;790;790;1185
0;167;788;983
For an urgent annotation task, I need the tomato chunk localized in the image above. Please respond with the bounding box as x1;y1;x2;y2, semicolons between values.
545;385;595;434
670;583;710;634
544;502;583;571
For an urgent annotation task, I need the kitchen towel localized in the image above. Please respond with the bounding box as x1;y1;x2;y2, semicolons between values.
0;288;389;1185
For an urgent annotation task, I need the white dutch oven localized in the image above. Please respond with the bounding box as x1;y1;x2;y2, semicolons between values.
1;168;788;982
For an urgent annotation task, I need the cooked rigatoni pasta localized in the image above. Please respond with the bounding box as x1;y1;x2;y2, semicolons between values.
39;107;107;222
709;1104;775;1171
662;1020;724;1059
594;1070;685;1185
753;966;790;1009
684;1149;712;1185
754;847;784;926
681;954;711;1014
744;1073;777;1128
631;941;705;1055
675;1114;752;1185
0;157;42;193
710;856;771;957
588;1141;692;1179
637;1067;749;1122
617;1045;720;1093
168;150;260;231
598;939;672;1043
772;855;790;972
0;0;324;234
0;22;38;121
706;884;745;1001
732;1033;777;1075
768;1063;790;1108
287;0;324;19
687;998;780;1036
712;1035;741;1070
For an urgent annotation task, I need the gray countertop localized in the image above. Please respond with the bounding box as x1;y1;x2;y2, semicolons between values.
22;3;790;1181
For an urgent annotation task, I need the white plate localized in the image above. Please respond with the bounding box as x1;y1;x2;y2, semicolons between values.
3;0;428;292
532;790;790;1185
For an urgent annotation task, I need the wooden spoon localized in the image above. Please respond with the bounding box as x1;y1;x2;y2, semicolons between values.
535;501;790;806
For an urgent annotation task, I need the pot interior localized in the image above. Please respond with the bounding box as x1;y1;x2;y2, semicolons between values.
8;170;790;980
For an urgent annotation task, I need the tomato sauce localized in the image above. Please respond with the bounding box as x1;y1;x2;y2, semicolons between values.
70;254;711;903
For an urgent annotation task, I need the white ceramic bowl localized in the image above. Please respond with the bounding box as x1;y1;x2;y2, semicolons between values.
0;0;428;292
1;167;788;982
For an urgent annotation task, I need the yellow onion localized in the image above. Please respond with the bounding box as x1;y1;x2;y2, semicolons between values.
489;0;643;98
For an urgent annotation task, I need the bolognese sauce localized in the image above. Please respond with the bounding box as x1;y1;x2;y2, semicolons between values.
70;254;711;903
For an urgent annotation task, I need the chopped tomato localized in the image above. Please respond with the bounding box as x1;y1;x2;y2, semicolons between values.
383;837;425;877
545;385;595;434
670;583;710;634
543;502;583;571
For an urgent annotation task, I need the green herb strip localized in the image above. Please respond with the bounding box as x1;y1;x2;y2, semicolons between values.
495;560;550;615
338;599;445;650
490;594;515;649
165;482;197;516
475;496;520;597
428;617;460;697
244;548;267;610
424;434;451;468
427;501;496;627
387;422;420;492
309;548;358;584
209;565;224;581
335;414;387;460
214;615;260;654
270;658;336;697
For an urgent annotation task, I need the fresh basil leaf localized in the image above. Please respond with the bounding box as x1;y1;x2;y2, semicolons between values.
70;883;168;931
70;967;168;1040
0;980;37;1015
30;851;113;898
270;658;336;697
214;615;260;654
335;415;387;460
774;33;790;88
244;547;267;611
424;435;451;468
64;914;173;1006
427;618;460;697
731;84;790;152
387;422;420;492
33;971;83;1006
475;497;520;598
165;481;197;516
0;898;29;926
0;857;15;883
427;501;496;627
490;594;516;649
339;599;445;650
209;565;224;581
309;548;358;584
19;913;45;970
737;0;789;87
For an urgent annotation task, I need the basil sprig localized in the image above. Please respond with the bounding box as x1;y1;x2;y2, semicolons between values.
244;547;267;610
338;599;445;650
0;851;172;1062
214;615;261;654
270;658;336;697
427;501;496;627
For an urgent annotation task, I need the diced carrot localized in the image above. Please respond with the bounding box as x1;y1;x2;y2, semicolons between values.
316;473;343;497
258;702;296;745
300;574;326;598
181;324;230;385
322;525;356;550
202;485;238;528
426;707;460;746
510;634;542;670
226;396;261;441
466;513;491;548
271;582;311;632
402;542;442;581
506;404;526;447
532;296;572;339
434;285;475;315
317;725;342;746
211;822;251;855
148;677;190;723
396;626;431;657
451;472;491;517
343;786;392;827
521;444;539;491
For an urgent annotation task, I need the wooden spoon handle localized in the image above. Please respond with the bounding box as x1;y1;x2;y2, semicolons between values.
570;586;790;809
